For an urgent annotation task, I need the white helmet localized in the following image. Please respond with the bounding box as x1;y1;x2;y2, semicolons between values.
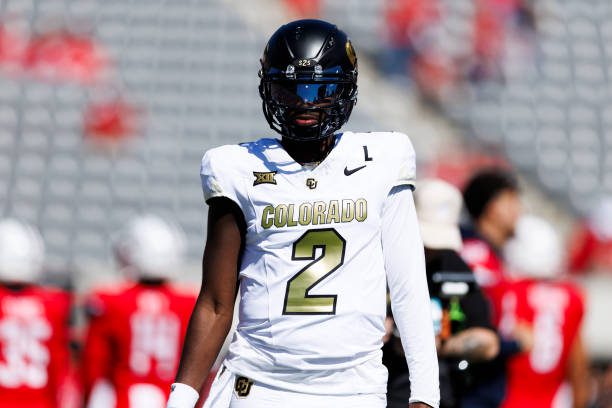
114;214;186;281
0;218;45;284
588;196;612;240
504;215;562;279
415;179;464;252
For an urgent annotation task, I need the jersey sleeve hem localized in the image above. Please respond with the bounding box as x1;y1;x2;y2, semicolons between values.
204;192;241;206
390;132;417;190
393;180;416;190
200;147;242;207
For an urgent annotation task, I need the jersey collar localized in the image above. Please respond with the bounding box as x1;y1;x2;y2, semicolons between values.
263;133;346;175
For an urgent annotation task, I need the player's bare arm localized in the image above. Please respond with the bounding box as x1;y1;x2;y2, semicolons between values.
173;197;244;392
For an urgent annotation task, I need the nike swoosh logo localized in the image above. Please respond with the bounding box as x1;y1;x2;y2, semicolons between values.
344;165;366;176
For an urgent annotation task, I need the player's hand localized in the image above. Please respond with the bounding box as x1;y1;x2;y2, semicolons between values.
383;316;394;344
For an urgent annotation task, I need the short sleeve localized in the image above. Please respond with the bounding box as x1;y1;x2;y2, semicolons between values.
393;132;417;189
461;290;494;330
200;149;240;205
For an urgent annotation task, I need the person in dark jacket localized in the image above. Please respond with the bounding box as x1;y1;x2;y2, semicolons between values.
384;179;499;408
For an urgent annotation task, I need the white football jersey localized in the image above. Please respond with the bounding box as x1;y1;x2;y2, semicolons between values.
200;131;416;395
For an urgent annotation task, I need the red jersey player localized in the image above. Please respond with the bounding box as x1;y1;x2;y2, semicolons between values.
497;216;590;408
83;215;197;408
460;169;521;303
0;218;72;408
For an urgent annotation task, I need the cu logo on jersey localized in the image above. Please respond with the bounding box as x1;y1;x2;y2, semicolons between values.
234;376;253;398
306;178;317;189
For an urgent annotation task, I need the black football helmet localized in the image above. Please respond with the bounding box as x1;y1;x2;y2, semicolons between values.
259;19;358;141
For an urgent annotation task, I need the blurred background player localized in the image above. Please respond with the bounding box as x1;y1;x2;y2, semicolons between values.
498;215;589;408
384;179;499;408
461;169;522;294
83;214;197;408
419;179;500;407
459;169;532;407
568;196;612;275
0;218;72;408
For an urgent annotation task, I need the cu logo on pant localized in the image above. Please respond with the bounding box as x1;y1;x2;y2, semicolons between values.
234;376;253;398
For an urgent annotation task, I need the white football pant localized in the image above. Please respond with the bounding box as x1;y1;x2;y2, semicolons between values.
203;366;386;408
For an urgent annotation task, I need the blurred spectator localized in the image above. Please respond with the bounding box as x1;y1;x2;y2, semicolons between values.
383;0;536;100
384;0;442;77
385;179;499;408
384;0;456;100
470;0;507;82
83;96;140;143
411;51;458;103
0;21;29;73
283;0;321;18
497;216;589;408
470;0;536;82
23;29;108;84
0;218;73;407
568;197;612;275
82;214;197;408
385;0;441;46
0;23;108;83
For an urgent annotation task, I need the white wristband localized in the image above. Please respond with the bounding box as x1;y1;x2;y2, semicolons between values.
166;382;200;408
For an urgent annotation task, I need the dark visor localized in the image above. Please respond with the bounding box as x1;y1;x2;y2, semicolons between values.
270;82;349;106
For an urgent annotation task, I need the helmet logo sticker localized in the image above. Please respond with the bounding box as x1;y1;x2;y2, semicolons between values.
345;40;356;67
285;64;296;79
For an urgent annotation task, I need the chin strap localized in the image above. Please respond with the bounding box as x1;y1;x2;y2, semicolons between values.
301;161;321;169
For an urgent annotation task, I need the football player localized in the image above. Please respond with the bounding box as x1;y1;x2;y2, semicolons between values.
386;179;500;408
82;215;197;408
0;218;72;408
497;216;589;408
461;169;522;297
167;19;439;408
459;170;529;407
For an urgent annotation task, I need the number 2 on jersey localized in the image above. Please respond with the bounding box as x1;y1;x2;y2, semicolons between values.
283;228;346;315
